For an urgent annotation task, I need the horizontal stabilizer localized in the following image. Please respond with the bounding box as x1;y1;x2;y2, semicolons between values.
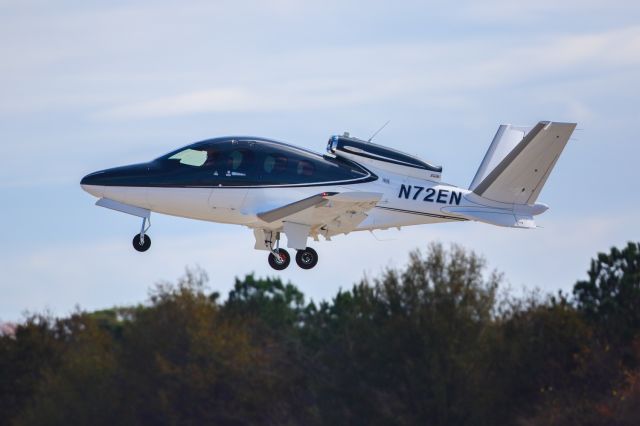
472;121;576;205
443;207;536;228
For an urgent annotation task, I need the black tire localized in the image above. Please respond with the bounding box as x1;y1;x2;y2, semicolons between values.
295;247;318;270
268;249;290;270
132;234;151;252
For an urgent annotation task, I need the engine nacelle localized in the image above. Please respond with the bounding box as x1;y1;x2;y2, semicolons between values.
327;134;442;181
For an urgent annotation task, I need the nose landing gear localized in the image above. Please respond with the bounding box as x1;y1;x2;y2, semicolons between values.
132;234;151;252
132;216;151;252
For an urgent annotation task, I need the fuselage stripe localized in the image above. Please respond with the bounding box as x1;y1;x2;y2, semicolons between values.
375;206;467;221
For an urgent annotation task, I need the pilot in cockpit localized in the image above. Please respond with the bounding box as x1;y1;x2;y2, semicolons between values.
225;150;254;177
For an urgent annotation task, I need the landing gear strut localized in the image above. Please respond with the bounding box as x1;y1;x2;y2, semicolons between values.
295;247;318;269
132;216;151;252
265;232;290;270
263;231;318;270
268;249;290;270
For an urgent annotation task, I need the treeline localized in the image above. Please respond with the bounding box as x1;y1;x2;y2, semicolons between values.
1;242;640;425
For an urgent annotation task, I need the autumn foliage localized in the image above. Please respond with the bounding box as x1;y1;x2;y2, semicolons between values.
1;242;639;425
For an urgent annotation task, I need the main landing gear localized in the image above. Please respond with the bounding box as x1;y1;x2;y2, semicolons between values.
265;232;318;270
268;249;290;270
295;247;318;270
267;247;318;270
132;216;151;252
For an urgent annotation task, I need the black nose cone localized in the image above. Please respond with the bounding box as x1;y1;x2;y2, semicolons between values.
81;171;106;186
80;163;151;187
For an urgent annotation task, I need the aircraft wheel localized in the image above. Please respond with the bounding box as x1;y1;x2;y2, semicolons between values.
268;249;290;270
132;234;151;252
295;247;318;270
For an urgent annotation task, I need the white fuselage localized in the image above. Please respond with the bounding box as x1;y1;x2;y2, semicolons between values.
81;123;575;266
82;163;474;234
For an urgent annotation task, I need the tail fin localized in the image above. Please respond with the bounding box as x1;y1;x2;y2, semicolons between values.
469;121;576;205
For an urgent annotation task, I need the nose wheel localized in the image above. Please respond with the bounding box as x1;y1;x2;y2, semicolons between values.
295;247;318;269
132;234;151;252
132;216;151;252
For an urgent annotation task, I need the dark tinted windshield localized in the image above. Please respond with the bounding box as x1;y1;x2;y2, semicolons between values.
155;137;373;186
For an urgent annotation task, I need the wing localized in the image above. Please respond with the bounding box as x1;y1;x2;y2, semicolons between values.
254;191;382;249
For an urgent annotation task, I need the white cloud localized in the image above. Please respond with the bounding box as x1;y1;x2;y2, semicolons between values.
2;0;639;120
456;0;640;21
86;26;640;120
97;79;411;119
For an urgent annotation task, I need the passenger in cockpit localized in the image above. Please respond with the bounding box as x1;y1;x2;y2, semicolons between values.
273;155;288;174
297;160;314;176
226;149;255;177
203;149;225;177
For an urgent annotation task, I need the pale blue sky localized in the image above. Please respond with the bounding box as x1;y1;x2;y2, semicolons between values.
1;0;639;321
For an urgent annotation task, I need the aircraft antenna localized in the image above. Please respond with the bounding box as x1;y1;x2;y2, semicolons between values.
368;230;396;241
367;120;390;142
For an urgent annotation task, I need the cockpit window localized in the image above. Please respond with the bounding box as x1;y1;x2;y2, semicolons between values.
168;149;208;167
296;160;314;176
263;155;276;173
225;149;254;177
229;151;243;170
152;137;375;187
263;154;287;174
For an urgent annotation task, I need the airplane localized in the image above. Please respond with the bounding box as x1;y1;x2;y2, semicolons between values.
81;121;576;270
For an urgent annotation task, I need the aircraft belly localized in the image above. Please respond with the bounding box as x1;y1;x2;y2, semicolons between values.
102;186;150;210
208;187;251;224
146;187;215;221
356;207;448;230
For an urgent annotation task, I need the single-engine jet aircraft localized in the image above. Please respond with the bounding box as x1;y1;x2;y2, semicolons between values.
81;121;575;270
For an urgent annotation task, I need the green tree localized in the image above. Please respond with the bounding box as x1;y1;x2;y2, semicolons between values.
14;313;121;426
5;244;640;425
224;274;307;330
222;275;322;424
573;242;640;341
0;315;61;426
493;296;591;423
117;268;309;425
303;243;502;425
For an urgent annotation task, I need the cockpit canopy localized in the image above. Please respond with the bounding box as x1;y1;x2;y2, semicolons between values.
151;136;374;187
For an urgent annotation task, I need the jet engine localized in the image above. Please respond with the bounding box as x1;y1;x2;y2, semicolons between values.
327;133;442;181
